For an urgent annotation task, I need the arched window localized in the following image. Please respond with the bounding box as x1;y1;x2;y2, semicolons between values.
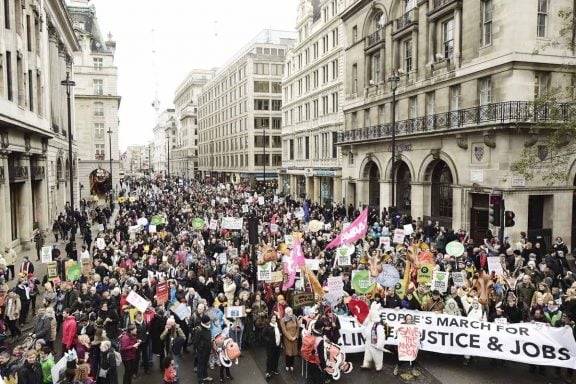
396;161;412;214
366;10;386;85
431;161;453;218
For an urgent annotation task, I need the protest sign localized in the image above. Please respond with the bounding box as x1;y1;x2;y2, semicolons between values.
451;271;465;287
351;270;376;294
51;356;67;384
446;241;465;257
67;263;81;282
128;225;141;233
327;276;344;296
221;217;243;230
218;253;227;265
47;261;58;281
417;264;434;283
336;244;354;266
171;302;192;320
432;270;449;293
242;204;249;213
270;271;283;283
394;280;406;299
308;220;324;233
393;229;405;244
258;196;265;205
337;316;367;354
270;224;278;234
380;236;391;249
397;325;421;361
291;292;315;308
41;246;52;263
96;238;106;250
150;215;165;225
376;264;400;287
488;257;504;275
403;224;414;236
98;224;104;231
81;258;91;277
229;248;238;258
127;290;149;314
258;263;272;281
156;282;169;305
191;218;205;230
225;306;246;318
148;224;157;234
284;234;294;248
303;258;320;271
209;219;218;230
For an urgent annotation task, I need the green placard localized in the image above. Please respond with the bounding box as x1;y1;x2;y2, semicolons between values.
192;218;205;230
395;280;406;299
417;264;434;283
352;270;376;294
150;215;165;226
67;263;81;282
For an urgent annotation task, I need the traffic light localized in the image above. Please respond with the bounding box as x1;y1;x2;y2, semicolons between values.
489;194;502;226
504;211;516;227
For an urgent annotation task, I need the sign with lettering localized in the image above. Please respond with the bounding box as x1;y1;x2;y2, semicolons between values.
221;217;243;230
291;292;315;308
41;247;52;264
397;325;421;361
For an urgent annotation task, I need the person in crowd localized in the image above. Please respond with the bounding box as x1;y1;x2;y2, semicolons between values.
263;314;282;380
120;324;140;384
279;306;299;372
18;350;44;384
195;315;213;383
98;340;118;384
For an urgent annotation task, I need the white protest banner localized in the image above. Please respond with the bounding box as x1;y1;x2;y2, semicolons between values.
258;196;265;205
148;224;157;234
257;263;272;281
221;217;243;230
377;309;576;369
303;258;320;271
171;302;192;320
209;219;218;230
229;248;238;258
127;290;149;314
393;229;405;244
41;246;52;263
451;271;465;287
96;238;106;250
397;324;421;361
337;316;366;354
242;204;249;213
432;270;449;293
128;225;141;233
51;356;67;384
380;236;391;249
225;306;246;318
327;276;344;296
488;257;504;275
403;224;414;236
218;253;227;265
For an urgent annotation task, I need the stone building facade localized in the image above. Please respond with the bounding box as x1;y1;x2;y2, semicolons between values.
279;0;344;206
197;29;296;186
0;0;79;250
152;109;176;176
173;69;214;180
338;0;576;246
68;0;120;203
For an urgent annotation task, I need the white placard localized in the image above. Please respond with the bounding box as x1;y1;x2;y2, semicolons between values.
451;271;465;287
242;204;249;213
225;305;246;318
270;224;278;234
96;238;106;250
148;224;157;233
380;236;391;249
127;290;149;314
229;248;238;258
258;196;265;205
171;302;192;320
432;270;449;293
403;224;414;236
41;246;52;263
209;219;218;230
257;263;272;281
393;229;405;244
284;234;294;248
221;217;243;230
303;258;320;271
273;195;278;203
488;257;504;275
327;276;344;296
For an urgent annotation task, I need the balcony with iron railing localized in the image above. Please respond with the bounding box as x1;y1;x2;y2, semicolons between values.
434;0;458;9
365;29;384;50
395;9;418;32
9;165;28;182
31;166;45;180
337;101;576;145
429;0;461;20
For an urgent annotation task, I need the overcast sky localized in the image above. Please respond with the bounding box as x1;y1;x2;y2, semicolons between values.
87;0;298;150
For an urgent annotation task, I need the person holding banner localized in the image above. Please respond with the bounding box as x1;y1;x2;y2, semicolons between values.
392;314;421;378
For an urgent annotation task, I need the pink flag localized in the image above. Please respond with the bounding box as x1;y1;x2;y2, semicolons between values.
282;237;305;290
324;208;369;250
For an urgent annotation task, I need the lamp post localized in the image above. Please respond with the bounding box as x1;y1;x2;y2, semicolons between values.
61;72;76;212
388;71;400;211
106;128;114;209
165;132;170;178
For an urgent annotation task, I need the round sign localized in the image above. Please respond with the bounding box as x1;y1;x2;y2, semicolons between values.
375;264;400;288
191;218;205;230
352;270;376;294
445;241;465;257
137;217;148;226
308;220;324;232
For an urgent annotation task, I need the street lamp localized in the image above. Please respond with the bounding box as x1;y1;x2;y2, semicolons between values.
106;128;114;209
388;71;401;211
165;132;170;178
61;72;76;212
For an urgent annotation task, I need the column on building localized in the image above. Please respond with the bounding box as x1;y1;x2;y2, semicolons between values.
552;191;573;247
0;152;10;249
18;155;33;247
313;176;321;204
380;180;390;213
356;180;366;208
410;182;425;223
305;176;313;199
333;177;342;205
35;156;49;232
453;8;462;68
451;186;463;232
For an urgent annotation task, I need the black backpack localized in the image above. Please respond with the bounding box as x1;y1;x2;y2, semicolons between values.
171;336;186;355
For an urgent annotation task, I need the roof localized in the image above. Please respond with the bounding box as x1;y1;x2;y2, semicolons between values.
67;4;112;54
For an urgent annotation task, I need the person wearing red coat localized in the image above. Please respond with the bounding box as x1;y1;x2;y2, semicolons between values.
61;308;77;352
120;324;140;384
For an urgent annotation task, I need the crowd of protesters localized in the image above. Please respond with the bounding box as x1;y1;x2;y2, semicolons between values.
0;175;573;384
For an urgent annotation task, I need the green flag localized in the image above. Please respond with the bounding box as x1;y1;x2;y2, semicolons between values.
150;215;164;226
191;218;205;230
67;263;81;282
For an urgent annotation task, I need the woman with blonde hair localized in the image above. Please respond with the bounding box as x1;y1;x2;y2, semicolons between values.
44;307;57;349
76;334;91;363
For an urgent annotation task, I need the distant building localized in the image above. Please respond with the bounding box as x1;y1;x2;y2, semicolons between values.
152;109;176;176
123;145;146;174
198;29;296;186
68;0;121;202
173;69;215;179
280;0;344;205
0;0;80;249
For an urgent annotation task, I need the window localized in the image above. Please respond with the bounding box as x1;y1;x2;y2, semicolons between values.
442;18;454;59
313;70;319;88
372;54;381;83
305;103;310;120
537;0;548;38
254;99;269;110
482;0;493;46
271;82;281;93
93;79;103;95
94;123;105;139
6;51;12;101
254;63;269;75
305;136;310;159
95;144;105;159
322;64;329;83
254;81;269;92
378;104;385;124
4;0;10;29
449;85;460;111
332;28;338;47
26;15;31;51
534;72;550;99
271;100;282;111
332;132;338;158
254;117;269;128
479;77;492;106
408;96;418;119
352;64;358;93
352;26;358;43
322;95;329;115
272;117;281;129
289;139;294;160
332;59;339;79
331;92;338;113
426;92;435;117
313;99;319;118
404;39;413;72
94;102;104;116
272;136;281;148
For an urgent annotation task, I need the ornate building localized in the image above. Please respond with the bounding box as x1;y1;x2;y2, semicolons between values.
338;0;576;245
198;29;296;186
0;0;79;250
280;0;344;205
68;0;120;203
